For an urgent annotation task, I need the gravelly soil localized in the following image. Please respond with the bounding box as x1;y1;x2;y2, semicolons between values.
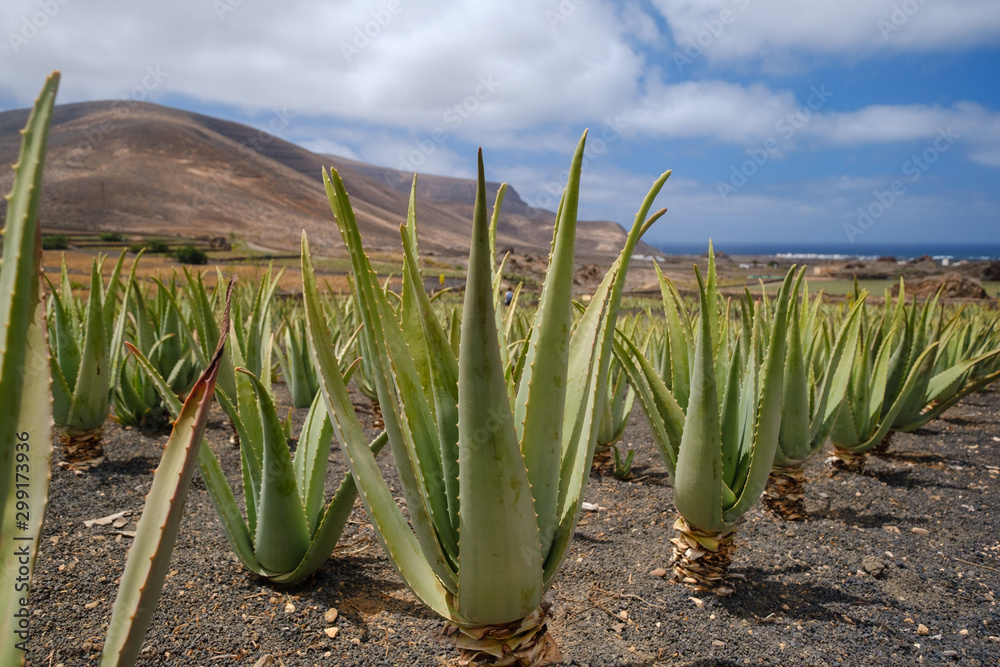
22;384;1000;667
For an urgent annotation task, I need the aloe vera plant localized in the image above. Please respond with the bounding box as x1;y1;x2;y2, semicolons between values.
0;71;58;667
46;251;130;467
882;288;1000;436
828;303;939;471
128;335;387;583
304;135;669;664
616;253;799;592
113;273;200;431
762;287;865;520
275;310;321;408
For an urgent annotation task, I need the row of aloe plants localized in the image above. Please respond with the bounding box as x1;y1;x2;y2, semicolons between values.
5;73;1000;666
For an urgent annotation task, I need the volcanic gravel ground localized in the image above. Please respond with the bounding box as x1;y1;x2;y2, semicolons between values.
22;384;1000;666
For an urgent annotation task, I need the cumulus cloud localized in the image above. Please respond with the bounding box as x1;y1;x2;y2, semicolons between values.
2;0;645;134
652;0;1000;64
803;101;1000;167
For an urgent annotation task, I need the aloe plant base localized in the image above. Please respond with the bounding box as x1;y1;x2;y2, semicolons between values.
445;605;562;667
57;428;105;469
762;465;808;521
830;447;867;473
670;517;738;595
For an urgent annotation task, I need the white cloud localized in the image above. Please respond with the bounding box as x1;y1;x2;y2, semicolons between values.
804;101;1000;167
652;0;1000;64
622;79;798;143
1;0;645;134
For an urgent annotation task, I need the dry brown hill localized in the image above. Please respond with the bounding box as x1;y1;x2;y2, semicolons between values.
0;100;649;262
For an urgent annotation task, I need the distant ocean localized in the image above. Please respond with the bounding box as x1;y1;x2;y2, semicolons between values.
651;242;1000;261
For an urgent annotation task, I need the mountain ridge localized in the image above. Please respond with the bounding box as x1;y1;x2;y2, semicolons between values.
0;100;651;262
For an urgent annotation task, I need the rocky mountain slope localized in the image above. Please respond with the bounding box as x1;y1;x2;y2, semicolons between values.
0;100;648;262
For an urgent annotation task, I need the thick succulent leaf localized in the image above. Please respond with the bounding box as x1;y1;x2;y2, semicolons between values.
719;340;746;477
294;390;335;533
302;231;461;619
810;295;866;443
723;268;796;523
100;305;229;667
399;205;461;535
270;431;389;584
457;150;542;625
612;331;684;477
775;274;812;464
674;267;725;534
0;76;58;495
124;337;265;578
514;132;584;555
63;261;109;432
238;368;311;574
893;350;1000;432
542;175;670;587
656;263;691;409
0;224;53;667
324;168;459;582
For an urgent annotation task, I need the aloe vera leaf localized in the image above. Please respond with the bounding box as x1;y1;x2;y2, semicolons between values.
100;306;229;667
124;337;265;578
237;368;311;574
456;150;542;625
846;342;939;452
728;320;760;490
0;102;55;662
514;132;584;554
64;261;109;433
723;268;795;522
323;168;459;581
719;336;747;476
543;177;670;588
108;252;142;395
302;231;460;618
673;265;727;534
230;323;263;517
0;302;51;667
46;270;81;394
612;331;684;477
893;350;1000;432
810;296;866;445
58;257;82;348
272;430;390;584
295;390;335;533
866;326;899;427
400;220;461;535
775;276;812;464
489;185;514;394
101;250;127;341
656;263;691;410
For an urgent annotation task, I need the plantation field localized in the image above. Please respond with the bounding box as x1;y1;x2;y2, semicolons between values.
25;381;1000;666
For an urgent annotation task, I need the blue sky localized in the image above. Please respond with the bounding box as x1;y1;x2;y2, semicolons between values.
2;0;999;253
